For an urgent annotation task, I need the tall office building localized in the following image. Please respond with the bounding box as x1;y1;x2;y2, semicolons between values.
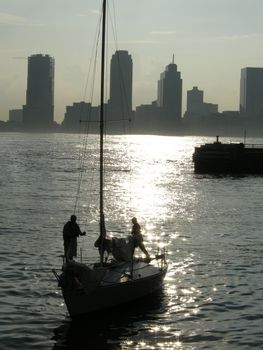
187;86;204;114
240;67;263;118
23;54;55;129
157;61;182;120
108;50;133;120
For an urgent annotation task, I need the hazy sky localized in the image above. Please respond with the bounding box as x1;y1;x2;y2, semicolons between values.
1;0;263;123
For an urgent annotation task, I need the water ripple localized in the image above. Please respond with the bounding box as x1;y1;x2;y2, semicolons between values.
1;134;263;349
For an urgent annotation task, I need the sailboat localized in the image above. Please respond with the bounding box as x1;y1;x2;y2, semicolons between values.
53;0;167;318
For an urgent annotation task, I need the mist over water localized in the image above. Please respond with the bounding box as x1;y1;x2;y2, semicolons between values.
1;133;263;349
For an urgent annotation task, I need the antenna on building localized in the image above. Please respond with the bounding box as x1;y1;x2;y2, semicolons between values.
172;54;174;64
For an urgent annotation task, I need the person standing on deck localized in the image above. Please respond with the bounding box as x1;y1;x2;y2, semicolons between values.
63;215;86;261
131;217;150;261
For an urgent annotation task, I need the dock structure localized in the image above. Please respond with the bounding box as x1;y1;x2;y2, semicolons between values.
193;136;263;174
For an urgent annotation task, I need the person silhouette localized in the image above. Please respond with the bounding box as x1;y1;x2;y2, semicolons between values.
131;217;150;262
63;215;86;261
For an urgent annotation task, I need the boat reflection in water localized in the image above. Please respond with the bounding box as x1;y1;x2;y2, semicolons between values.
52;290;167;350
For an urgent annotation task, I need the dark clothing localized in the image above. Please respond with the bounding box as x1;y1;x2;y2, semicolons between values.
131;222;150;260
131;222;143;247
131;222;141;235
131;222;143;246
63;221;84;260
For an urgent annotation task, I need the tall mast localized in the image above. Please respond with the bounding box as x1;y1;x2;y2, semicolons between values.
99;0;106;254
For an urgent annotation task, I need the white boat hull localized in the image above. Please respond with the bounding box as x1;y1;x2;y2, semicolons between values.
60;261;167;318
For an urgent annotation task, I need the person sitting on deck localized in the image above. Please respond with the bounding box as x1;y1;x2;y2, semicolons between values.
131;217;150;262
63;215;86;261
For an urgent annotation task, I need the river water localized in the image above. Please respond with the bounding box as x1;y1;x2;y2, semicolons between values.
1;132;263;349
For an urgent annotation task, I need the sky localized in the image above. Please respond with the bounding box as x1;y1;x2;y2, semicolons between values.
1;0;263;123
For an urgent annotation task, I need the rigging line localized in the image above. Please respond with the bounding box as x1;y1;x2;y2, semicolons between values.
108;6;132;135
78;12;102;138
74;10;103;216
113;51;133;212
108;0;133;215
106;3;132;140
98;0;111;223
111;0;132;155
107;2;132;139
77;105;101;221
112;0;118;43
75;30;101;217
104;0;110;133
108;0;119;51
75;18;101;186
82;13;102;108
109;0;132;126
81;32;105;228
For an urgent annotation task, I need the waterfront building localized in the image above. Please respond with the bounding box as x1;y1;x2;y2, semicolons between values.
240;67;263;118
135;101;162;133
108;50;133;120
157;59;182;121
62;101;99;132
23;54;55;129
185;86;218;117
187;86;204;115
202;103;218;115
9;109;23;122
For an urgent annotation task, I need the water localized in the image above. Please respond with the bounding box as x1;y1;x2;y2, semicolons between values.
1;132;263;349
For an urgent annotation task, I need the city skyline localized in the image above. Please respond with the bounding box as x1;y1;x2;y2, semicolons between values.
3;52;263;136
1;0;263;123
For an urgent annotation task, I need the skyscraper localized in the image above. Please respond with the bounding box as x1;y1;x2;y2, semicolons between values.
157;60;182;121
108;50;133;120
240;67;263;118
187;86;204;114
23;54;55;129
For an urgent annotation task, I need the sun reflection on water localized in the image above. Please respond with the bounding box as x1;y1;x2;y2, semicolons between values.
80;135;204;349
110;135;192;221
